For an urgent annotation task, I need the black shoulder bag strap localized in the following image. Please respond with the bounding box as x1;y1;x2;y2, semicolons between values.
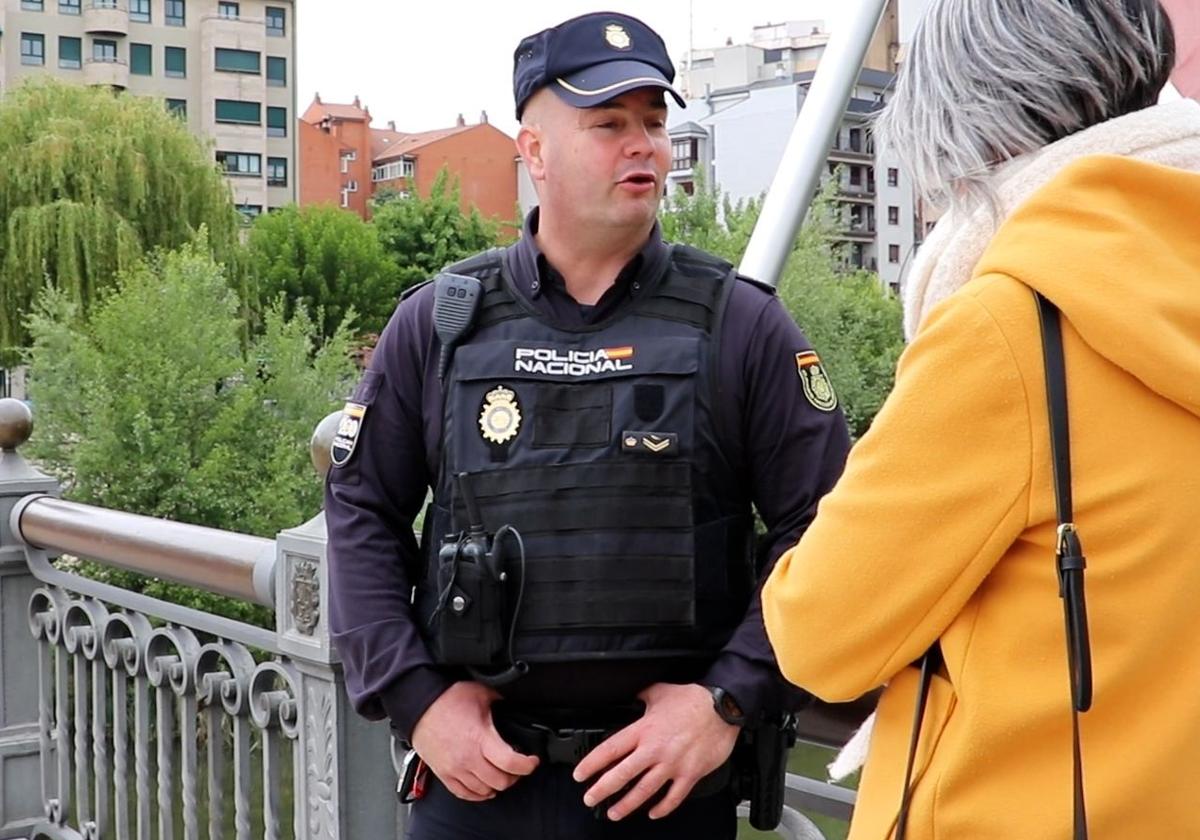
1035;290;1093;840
897;292;1093;840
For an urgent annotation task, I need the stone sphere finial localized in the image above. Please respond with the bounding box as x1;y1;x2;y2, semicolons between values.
310;411;343;480
0;399;33;451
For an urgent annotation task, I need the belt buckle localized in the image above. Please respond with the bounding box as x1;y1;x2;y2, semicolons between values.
543;724;608;765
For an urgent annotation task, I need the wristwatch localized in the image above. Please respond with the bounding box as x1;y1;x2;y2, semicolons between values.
706;685;746;726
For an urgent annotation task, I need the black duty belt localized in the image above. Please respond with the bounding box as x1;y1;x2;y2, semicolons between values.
492;704;733;800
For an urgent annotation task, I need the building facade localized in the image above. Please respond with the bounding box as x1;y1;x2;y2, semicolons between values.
299;96;517;224
1;0;298;215
667;68;918;291
679;1;899;98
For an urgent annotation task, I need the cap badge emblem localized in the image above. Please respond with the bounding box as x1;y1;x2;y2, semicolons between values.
479;385;522;445
605;24;632;50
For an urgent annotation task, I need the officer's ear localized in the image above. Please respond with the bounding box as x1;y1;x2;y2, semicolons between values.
517;123;546;182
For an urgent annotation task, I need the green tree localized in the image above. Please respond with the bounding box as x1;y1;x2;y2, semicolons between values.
660;173;763;262
371;167;501;293
0;80;240;362
245;204;399;339
24;240;357;624
660;178;904;437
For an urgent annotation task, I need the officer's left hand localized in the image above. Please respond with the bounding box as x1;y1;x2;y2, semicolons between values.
572;682;740;821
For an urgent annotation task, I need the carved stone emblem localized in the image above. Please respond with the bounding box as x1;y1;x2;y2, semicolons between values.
291;558;320;636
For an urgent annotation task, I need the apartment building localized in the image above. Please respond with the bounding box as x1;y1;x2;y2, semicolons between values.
667;67;918;292
679;0;899;97
299;95;517;223
1;0;298;215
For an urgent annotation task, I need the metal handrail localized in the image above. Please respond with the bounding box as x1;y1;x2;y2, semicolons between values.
11;494;276;606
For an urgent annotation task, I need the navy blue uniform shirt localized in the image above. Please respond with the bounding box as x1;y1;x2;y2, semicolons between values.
325;210;851;740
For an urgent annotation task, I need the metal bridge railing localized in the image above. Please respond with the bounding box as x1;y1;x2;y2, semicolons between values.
0;398;857;839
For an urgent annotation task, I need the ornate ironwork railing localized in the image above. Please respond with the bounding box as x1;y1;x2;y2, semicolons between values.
0;399;856;840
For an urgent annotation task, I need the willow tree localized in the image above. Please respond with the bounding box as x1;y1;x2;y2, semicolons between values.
0;80;239;361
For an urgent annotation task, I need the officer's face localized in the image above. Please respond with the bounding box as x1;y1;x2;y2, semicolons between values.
524;88;671;236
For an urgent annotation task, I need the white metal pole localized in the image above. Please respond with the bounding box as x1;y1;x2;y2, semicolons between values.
738;0;891;285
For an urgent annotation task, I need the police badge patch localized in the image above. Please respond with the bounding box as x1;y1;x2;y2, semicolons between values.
479;386;522;445
330;402;366;466
795;352;838;412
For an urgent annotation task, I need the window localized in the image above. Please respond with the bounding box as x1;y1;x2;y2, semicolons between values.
236;204;263;220
763;47;784;63
217;151;261;176
92;39;118;63
346;180;358;193
671;138;698;172
267;157;287;187
339;150;357;173
849;128;863;153
214;48;260;74
266;106;287;137
888;206;899;226
888;244;901;264
849;166;862;187
165;46;186;78
371;159;414;182
130;43;151;75
59;0;80;14
887;167;899;188
165;0;185;26
266;56;286;87
215;99;261;125
166;98;187;118
59;36;82;69
218;1;238;18
21;0;44;10
265;6;285;36
91;0;118;8
21;34;45;66
129;0;149;22
677;180;695;196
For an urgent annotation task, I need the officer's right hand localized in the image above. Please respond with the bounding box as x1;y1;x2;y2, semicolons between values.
410;681;540;802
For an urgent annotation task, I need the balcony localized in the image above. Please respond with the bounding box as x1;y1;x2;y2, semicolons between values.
833;222;876;243
84;1;129;35
828;143;872;164
84;56;129;88
837;185;876;203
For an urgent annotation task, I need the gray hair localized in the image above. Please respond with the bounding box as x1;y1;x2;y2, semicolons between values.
874;0;1176;213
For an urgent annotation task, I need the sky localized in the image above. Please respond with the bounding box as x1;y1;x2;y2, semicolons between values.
296;1;853;139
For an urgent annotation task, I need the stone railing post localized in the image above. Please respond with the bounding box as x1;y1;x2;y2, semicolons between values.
276;412;400;839
0;399;59;837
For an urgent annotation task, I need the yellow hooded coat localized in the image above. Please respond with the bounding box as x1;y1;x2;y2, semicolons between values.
763;155;1200;839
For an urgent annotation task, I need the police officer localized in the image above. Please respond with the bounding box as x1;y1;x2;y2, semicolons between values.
325;11;850;839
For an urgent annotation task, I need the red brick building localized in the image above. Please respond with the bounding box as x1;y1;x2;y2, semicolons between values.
299;95;518;222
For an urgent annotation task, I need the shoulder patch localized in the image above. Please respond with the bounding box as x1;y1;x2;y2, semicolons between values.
330;371;382;467
795;351;838;412
330;402;367;466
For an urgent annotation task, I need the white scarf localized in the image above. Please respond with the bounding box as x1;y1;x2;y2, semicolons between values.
829;98;1200;783
902;99;1200;340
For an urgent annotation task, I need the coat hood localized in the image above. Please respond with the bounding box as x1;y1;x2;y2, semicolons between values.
976;154;1200;418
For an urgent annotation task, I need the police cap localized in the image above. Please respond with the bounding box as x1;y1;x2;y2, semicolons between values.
513;11;686;119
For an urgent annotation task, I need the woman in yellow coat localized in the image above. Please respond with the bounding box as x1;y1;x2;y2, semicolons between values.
762;1;1200;838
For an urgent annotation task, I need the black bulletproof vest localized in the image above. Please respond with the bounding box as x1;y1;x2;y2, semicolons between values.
416;245;756;664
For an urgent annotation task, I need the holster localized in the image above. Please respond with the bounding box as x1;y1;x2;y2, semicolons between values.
732;715;797;831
